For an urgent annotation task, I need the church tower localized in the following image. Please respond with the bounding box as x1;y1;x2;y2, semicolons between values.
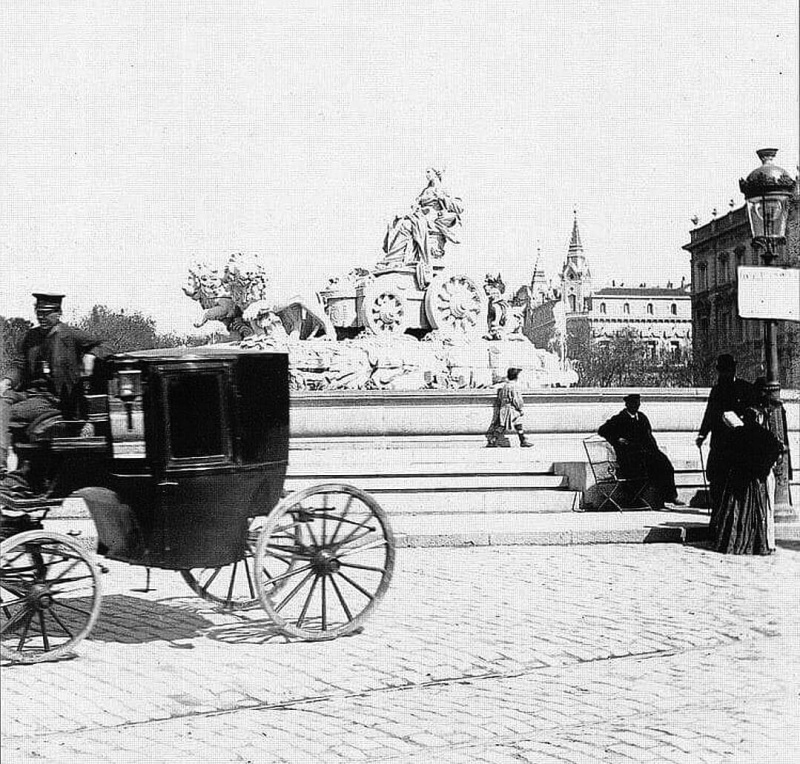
560;212;592;314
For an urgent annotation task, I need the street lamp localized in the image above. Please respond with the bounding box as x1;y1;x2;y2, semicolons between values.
739;148;797;521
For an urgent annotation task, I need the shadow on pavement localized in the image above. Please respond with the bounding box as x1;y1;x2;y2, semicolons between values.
203;619;289;645
88;594;218;643
777;540;800;552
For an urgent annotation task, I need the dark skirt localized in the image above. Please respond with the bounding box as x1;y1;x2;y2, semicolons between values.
711;475;774;555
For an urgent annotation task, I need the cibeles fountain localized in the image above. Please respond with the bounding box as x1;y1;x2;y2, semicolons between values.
183;169;577;391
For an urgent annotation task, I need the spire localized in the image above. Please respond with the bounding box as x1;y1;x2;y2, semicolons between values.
568;210;583;258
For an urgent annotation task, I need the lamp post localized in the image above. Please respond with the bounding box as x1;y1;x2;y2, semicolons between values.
739;148;797;521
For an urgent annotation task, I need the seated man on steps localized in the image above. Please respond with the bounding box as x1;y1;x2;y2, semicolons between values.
598;393;683;509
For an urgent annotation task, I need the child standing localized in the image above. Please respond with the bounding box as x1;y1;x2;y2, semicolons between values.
486;367;534;448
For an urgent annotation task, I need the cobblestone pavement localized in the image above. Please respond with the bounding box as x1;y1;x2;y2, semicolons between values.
3;542;800;763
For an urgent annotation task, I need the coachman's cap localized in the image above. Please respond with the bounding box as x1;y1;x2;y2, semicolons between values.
623;393;641;404
32;293;65;312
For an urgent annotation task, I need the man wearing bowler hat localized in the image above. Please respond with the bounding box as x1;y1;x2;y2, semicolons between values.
598;392;682;508
0;293;111;476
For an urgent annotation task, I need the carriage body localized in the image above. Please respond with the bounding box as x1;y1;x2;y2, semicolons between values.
2;346;394;661
91;347;290;569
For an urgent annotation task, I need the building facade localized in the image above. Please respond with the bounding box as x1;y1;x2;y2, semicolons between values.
682;189;799;388
521;216;692;364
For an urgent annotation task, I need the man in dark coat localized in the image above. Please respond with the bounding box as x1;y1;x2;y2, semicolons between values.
696;354;754;511
598;393;682;509
1;293;111;474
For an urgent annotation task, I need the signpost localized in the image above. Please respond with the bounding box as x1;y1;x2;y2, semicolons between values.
737;266;800;322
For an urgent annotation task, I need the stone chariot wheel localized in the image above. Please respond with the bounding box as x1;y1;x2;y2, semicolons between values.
359;279;410;335
254;483;395;641
1;530;102;663
424;273;485;335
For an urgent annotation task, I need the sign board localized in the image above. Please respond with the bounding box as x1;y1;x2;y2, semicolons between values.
737;266;800;322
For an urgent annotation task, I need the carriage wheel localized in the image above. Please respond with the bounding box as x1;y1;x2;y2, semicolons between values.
1;531;102;663
359;280;410;335
255;484;395;641
424;273;485;334
181;516;288;611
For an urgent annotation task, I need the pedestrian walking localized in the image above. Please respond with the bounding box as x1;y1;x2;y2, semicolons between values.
598;393;683;509
695;354;754;512
485;367;534;448
711;407;782;555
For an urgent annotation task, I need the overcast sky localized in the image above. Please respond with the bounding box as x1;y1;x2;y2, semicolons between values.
2;1;798;334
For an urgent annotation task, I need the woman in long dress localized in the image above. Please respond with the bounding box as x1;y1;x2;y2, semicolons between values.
711;407;782;555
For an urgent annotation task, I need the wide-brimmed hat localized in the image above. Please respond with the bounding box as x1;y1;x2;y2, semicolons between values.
623;393;641;404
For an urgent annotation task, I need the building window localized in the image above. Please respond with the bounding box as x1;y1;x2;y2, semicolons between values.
697;263;707;291
623;303;630;315
670;303;677;315
569;294;576;312
646;303;654;315
599;302;606;314
646;341;657;358
670;341;681;358
719;255;729;283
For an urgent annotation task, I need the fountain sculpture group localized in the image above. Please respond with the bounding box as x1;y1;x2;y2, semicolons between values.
184;169;577;390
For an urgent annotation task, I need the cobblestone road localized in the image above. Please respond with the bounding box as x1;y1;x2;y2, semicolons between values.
3;542;800;763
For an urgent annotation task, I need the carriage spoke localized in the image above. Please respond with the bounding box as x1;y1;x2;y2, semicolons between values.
327;495;355;546
1;605;31;634
37;611;50;651
224;562;239;608
242;557;256;599
339;560;386;573
273;571;315;613
49;558;84;585
262;563;313;588
199;567;222;593
321;575;328;631
50;600;93;617
329;572;353;621
47;607;74;639
295;574;319;628
336;538;388;558
335;570;376;601
16;612;33;650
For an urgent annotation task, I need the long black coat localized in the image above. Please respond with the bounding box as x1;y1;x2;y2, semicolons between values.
598;409;678;505
10;323;110;417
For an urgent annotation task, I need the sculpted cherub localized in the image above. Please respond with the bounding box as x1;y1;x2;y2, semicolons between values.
183;261;240;331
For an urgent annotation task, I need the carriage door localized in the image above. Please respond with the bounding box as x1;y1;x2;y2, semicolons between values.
162;363;233;468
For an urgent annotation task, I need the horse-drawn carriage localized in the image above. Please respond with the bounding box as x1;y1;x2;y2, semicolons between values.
323;265;486;337
1;347;395;663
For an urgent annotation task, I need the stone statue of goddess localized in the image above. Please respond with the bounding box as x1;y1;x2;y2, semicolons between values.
379;167;464;269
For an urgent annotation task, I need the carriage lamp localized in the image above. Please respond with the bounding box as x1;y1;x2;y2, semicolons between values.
115;366;142;431
739;148;797;521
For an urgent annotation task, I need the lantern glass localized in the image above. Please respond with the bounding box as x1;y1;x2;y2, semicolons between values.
745;194;790;240
116;368;142;400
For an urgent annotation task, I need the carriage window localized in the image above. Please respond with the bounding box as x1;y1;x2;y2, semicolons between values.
167;374;226;459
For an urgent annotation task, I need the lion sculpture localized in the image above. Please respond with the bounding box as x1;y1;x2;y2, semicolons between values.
185;253;335;341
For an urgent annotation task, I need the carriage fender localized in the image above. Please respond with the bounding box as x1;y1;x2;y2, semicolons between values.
71;487;143;559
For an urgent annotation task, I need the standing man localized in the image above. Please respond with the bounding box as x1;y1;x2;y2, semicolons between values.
0;293;111;475
598;393;682;508
486;367;534;448
695;354;754;512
